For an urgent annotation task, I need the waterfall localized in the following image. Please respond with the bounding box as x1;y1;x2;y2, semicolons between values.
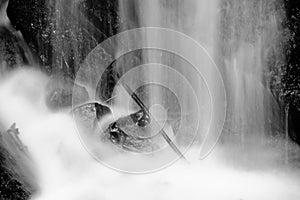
118;0;285;152
219;0;285;148
1;1;300;199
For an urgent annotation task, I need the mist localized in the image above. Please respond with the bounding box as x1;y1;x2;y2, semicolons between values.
0;69;299;200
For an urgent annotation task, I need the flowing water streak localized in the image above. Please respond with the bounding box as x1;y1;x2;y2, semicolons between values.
220;0;285;148
123;0;287;149
0;0;299;199
118;0;219;146
0;70;300;200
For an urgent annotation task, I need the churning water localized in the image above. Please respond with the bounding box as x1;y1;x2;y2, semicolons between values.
1;0;300;199
0;69;299;199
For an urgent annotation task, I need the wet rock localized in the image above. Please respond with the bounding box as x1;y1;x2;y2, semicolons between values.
102;110;158;153
7;0;119;78
79;0;119;38
46;77;89;110
0;124;37;200
7;0;51;66
103;119;156;153
95;102;111;120
0;26;29;70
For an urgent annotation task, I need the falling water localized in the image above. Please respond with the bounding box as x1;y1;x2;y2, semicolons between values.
0;69;300;200
0;0;35;73
118;0;287;150
219;0;285;150
118;0;220;147
1;0;300;200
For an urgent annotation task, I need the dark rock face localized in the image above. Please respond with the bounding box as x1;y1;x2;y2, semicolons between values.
0;26;29;70
3;0;121;111
0;124;36;200
1;1;121;199
5;0;120;109
103;110;156;153
7;0;51;67
79;0;119;38
6;0;119;77
282;0;300;145
95;102;112;120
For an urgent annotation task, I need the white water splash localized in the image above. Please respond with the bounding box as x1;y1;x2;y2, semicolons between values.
0;69;299;199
